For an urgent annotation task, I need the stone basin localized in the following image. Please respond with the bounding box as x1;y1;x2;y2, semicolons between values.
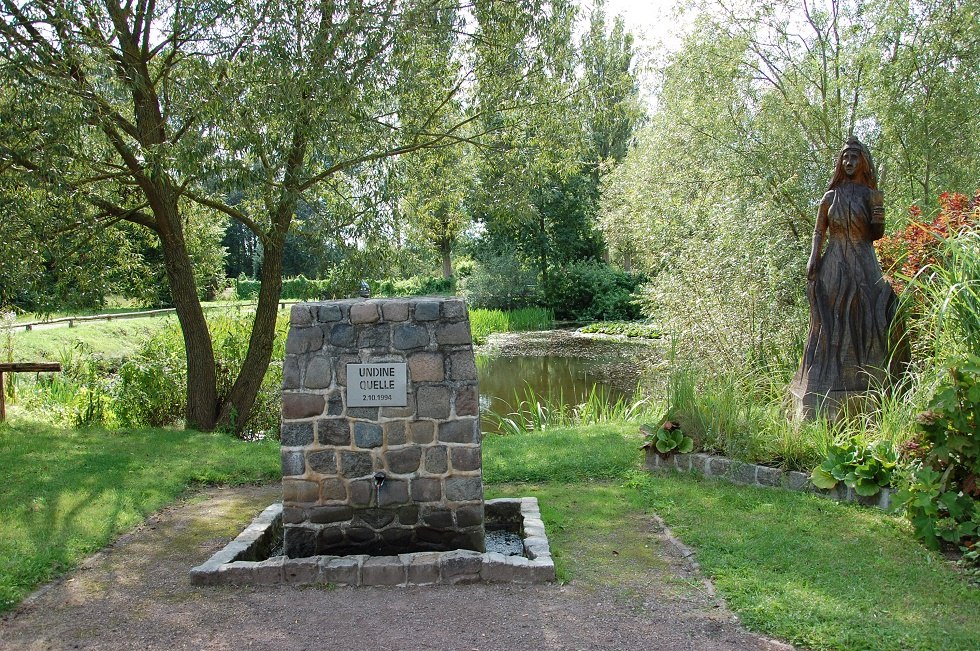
189;497;555;586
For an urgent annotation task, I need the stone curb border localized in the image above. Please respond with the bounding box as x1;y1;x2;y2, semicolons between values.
190;497;555;587
645;449;893;510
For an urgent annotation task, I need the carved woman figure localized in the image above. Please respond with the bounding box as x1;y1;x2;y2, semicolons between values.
790;136;900;418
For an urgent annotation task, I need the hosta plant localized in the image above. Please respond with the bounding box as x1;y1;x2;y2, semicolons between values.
811;439;898;497
641;420;695;456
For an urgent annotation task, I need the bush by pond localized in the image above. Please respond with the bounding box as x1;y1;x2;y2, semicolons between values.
542;261;644;321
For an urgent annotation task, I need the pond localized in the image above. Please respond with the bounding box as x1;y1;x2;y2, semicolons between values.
474;329;662;431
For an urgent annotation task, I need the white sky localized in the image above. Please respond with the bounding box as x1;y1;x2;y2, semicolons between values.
591;0;691;52
582;0;697;107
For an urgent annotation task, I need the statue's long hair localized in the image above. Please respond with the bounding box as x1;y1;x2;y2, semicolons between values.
827;136;878;191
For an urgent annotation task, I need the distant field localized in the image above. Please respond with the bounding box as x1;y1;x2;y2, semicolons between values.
10;318;171;362
6;302;294;363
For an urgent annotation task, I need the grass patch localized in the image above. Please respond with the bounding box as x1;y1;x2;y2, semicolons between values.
469;307;553;344
482;421;980;651
0;418;279;613
10;318;171;363
482;422;642;483
487;483;673;592
623;471;980;651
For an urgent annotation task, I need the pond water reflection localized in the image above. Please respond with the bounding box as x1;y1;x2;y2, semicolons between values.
476;353;633;430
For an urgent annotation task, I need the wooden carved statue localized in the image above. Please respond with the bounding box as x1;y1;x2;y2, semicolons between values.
789;136;901;419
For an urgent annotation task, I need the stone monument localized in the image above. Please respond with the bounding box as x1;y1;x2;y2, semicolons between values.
279;297;484;557
790;136;902;420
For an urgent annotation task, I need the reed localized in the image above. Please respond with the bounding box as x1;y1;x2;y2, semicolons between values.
906;229;980;363
469;307;553;344
483;383;653;435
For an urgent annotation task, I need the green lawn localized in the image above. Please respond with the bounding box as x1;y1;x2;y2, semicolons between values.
0;418;279;612
10;318;172;363
6;300;290;363
2;414;976;650
483;425;980;651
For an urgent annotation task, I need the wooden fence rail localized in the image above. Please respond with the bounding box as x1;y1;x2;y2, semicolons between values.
14;301;296;332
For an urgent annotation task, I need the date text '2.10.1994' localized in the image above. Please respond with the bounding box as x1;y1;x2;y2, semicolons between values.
346;363;408;407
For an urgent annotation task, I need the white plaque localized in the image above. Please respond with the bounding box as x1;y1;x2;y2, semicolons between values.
346;363;408;407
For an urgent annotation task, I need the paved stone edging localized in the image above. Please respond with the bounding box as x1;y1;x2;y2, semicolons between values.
645;449;893;510
190;497;555;586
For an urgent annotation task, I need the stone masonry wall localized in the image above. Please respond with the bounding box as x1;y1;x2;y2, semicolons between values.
280;298;484;557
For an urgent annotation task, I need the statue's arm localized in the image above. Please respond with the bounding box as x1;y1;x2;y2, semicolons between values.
869;196;886;240
806;196;830;281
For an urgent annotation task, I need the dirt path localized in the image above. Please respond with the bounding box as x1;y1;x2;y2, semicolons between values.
0;485;791;651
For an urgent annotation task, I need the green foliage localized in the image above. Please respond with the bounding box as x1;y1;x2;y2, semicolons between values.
461;251;540;311
641;420;694;455
904;227;980;365
810;439;898;497
541;261;644;321
114;327;186;428
578;321;661;339
484;383;651;436
0;420;279;613
22;343;116;429
893;356;980;550
468;1;641;290
666;368;826;471
236;275;455;302
113;312;287;436
468;307;553;345
482;422;640;483
374;276;454;297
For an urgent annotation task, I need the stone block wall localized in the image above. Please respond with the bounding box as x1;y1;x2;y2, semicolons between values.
280;298;484;557
645;449;893;510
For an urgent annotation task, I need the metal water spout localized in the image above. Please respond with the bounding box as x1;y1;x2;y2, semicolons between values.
373;471;386;506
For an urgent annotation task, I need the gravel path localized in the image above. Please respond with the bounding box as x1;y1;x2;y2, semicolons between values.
0;485;792;651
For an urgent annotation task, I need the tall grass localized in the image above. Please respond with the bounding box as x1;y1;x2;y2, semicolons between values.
665;367;919;472
469;307;553;344
906;229;980;364
484;383;653;435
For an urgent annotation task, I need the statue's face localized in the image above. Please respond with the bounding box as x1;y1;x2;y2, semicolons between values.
842;150;860;176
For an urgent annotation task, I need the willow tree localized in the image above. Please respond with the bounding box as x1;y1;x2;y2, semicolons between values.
0;0;543;431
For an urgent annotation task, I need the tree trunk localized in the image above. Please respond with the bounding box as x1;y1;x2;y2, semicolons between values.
216;117;306;432
217;235;284;432
441;242;453;280
156;199;219;431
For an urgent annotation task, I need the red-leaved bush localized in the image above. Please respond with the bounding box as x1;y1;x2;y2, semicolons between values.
875;191;980;292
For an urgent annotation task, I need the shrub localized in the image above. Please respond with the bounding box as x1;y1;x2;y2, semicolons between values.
114;312;288;436
542;261;644;321
373;275;454;297
115;325;186;427
893;356;980;551
461;251;539;310
876;191;980;292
